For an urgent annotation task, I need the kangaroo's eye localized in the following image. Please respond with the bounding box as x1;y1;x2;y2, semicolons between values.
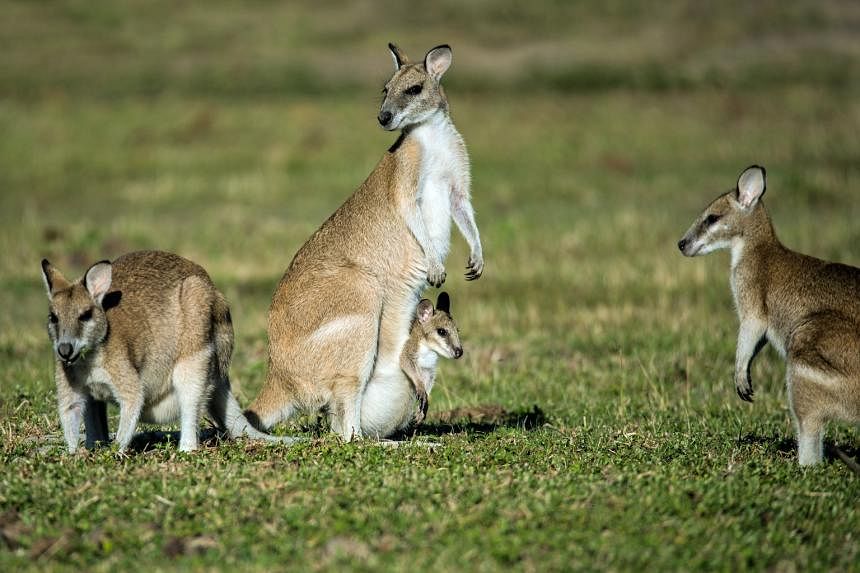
79;309;93;322
704;214;722;226
436;328;448;337
404;84;423;96
48;312;58;324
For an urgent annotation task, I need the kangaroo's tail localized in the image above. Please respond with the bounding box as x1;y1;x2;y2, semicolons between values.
212;291;234;385
211;291;301;445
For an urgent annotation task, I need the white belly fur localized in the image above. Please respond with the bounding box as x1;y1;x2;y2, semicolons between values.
361;362;415;438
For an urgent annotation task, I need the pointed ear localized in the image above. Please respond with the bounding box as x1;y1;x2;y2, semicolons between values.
416;299;434;324
436;291;450;314
424;44;452;80
84;260;112;306
388;42;408;70
41;259;70;298
736;165;766;209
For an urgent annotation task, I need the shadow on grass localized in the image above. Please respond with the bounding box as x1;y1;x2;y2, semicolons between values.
737;433;860;474
26;405;547;453
126;428;223;452
393;404;547;439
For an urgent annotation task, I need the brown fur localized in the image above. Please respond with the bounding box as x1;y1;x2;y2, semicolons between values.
42;251;279;453
400;294;462;424
679;165;860;465
246;43;482;440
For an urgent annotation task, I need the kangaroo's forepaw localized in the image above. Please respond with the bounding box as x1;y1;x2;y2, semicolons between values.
465;254;483;281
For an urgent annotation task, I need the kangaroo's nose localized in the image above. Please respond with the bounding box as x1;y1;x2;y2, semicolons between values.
453;347;463;359
677;239;687;252
58;342;73;360
378;111;393;127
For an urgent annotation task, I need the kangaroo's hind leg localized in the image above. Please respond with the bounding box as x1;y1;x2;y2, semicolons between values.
172;345;212;452
788;364;828;465
787;315;860;465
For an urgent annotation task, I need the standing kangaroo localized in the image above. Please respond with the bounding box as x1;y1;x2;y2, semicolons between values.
245;43;483;440
42;251;289;453
679;165;860;465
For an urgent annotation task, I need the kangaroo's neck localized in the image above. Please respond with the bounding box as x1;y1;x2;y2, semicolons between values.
405;110;458;149
731;204;781;272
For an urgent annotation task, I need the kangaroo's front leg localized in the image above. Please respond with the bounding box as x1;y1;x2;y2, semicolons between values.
404;201;446;287
400;354;429;424
113;366;145;452
734;317;768;402
56;371;86;453
451;183;483;280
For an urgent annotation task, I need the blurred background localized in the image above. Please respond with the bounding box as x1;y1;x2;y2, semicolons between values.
2;2;860;569
2;0;859;417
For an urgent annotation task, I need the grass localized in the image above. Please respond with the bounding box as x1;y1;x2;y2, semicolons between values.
1;1;859;571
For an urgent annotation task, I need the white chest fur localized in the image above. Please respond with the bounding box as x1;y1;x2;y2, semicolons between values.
69;351;118;403
416;344;439;393
411;113;469;260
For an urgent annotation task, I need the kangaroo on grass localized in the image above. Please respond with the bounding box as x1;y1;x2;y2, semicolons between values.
245;43;482;440
362;292;463;438
42;251;292;453
679;165;860;465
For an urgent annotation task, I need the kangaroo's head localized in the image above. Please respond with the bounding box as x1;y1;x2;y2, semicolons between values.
41;259;114;366
414;292;463;360
378;43;452;131
678;165;768;257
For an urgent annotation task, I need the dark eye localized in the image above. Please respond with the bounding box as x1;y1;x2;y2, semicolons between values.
79;309;93;322
382;87;388;95
404;84;423;96
704;214;722;226
48;312;58;324
436;328;448;337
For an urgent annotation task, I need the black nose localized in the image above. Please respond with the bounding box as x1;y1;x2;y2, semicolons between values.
378;111;392;126
454;347;463;359
677;239;687;252
58;342;73;359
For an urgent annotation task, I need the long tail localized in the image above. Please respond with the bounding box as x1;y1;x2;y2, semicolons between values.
212;291;234;385
211;292;301;444
220;385;301;444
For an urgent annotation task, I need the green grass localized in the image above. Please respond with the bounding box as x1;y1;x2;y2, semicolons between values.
1;1;859;571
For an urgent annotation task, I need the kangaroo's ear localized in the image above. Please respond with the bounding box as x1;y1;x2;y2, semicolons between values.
41;259;70;298
388;42;408;70
736;165;767;209
424;44;452;80
416;299;434;323
84;260;112;306
436;291;450;314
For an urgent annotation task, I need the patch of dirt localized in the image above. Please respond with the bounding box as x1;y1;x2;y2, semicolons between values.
163;535;219;558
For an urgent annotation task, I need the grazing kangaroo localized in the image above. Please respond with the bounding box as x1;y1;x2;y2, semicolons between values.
361;292;463;438
245;43;482;440
678;165;860;465
42;251;290;453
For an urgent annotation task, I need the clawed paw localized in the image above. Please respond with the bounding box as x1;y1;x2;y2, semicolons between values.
414;392;429;425
426;263;446;288
465;254;483;281
735;374;754;402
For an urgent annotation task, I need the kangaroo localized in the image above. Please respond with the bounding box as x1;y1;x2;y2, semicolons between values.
678;165;860;465
245;43;483;440
361;292;463;438
41;251;290;453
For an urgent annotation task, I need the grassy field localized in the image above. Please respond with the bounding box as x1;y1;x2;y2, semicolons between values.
1;1;859;571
